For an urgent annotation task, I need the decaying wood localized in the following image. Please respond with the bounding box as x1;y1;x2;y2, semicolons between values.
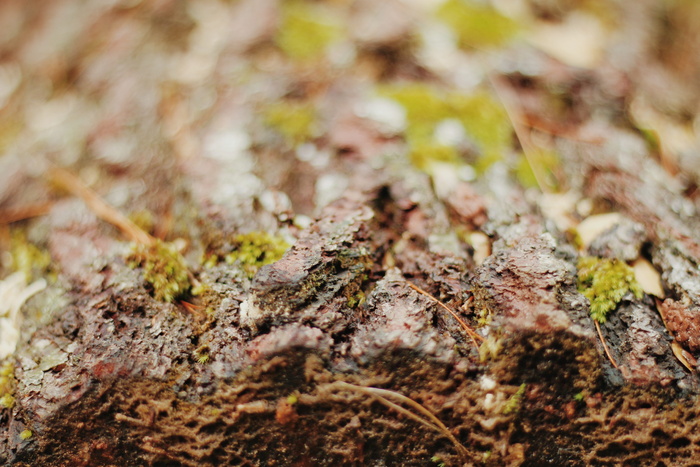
2;0;700;466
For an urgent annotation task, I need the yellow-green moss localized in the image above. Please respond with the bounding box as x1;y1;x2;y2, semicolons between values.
409;143;462;172
0;360;15;409
0;360;13;378
346;290;366;309
0;393;14;409
515;149;561;190
567;228;584;251
19;429;32;440
194;346;210;365
275;1;341;61
379;84;512;174
577;256;643;323
8;230;52;282
435;0;518;49
263;100;318;146
128;210;156;235
502;383;526;415
127;240;191;303
204;232;290;279
479;334;503;362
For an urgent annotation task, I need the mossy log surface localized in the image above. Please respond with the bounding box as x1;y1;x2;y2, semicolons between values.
2;0;700;466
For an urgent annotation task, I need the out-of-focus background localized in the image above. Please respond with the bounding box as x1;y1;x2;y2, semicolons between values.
1;2;700;464
0;0;699;274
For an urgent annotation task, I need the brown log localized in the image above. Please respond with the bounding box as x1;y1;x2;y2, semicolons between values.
2;1;700;466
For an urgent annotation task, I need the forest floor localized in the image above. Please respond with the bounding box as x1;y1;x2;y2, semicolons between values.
1;0;700;465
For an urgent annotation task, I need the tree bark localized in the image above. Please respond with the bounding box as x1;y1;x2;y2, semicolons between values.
2;1;700;466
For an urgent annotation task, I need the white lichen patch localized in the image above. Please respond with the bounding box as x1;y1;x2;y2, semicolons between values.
0;273;46;359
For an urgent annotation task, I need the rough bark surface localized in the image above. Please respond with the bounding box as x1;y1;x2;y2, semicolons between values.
2;0;700;466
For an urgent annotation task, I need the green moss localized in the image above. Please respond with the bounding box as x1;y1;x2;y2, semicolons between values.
194;346;210;365
127;240;191;303
577;257;643;323
0;360;13;378
449;91;513;173
19;429;32;440
515;149;561;190
346;290;366;309
275;1;341;61
128;210;156;235
479;334;503;362
0;361;15;409
379;84;512;174
263;100;318;146
436;0;518;49
208;232;290;279
502;383;526;415
8;230;52;282
409;143;461;172
0;394;14;409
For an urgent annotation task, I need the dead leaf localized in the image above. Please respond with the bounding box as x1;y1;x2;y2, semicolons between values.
671;340;696;372
632;257;664;298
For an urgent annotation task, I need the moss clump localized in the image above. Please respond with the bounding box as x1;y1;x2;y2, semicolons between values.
204;232;290;279
19;429;32;440
346;290;366;309
435;0;518;49
0;360;15;409
577;256;643;323
379;84;512;174
479;334;503;362
263;100;318;146
8;230;52;282
275;1;341;61
502;383;526;415
193;346;210;365
127;240;191;303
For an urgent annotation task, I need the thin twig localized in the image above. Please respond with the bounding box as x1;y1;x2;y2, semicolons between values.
489;74;551;193
595;320;618;369
332;381;468;459
48;167;154;246
0;202;53;225
406;282;483;349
